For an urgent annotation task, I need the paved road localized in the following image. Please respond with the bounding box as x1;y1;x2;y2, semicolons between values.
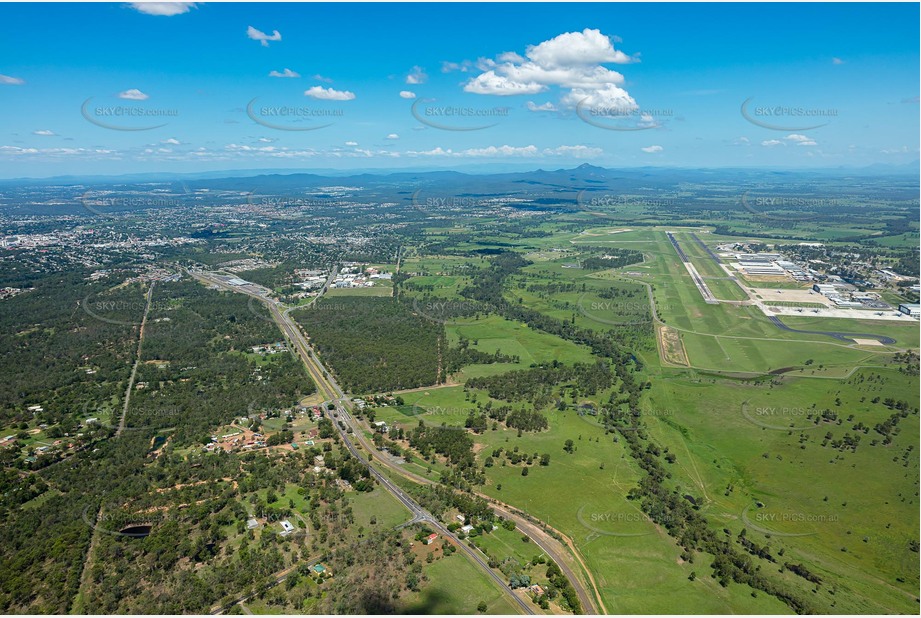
665;231;690;263
667;232;720;305
356;429;602;614
270;291;598;613
189;269;533;616
689;232;724;265
276;302;599;614
766;314;897;345
267;299;533;615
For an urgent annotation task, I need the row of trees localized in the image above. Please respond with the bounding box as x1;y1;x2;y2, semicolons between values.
441;253;821;612
603;392;815;613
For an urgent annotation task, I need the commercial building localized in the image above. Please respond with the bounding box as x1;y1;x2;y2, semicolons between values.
737;261;786;276
743;253;782;262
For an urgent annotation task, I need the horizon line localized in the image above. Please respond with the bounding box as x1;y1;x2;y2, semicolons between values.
3;161;919;183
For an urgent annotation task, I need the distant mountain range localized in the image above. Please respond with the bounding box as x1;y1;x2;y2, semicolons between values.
1;161;918;187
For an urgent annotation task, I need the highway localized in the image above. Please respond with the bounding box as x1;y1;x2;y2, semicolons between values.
358;430;602;614
276;307;600;614
188;268;534;616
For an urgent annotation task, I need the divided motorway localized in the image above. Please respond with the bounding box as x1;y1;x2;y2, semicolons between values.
187;269;536;615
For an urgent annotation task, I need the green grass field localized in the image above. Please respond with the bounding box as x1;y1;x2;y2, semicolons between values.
641;367;919;614
469;408;792;614
669;231;749;302
366;221;919;614
324;284;393;297
413;222;919;614
577;227;919;374
446;314;598;377
385;375;785;614
402;550;524;614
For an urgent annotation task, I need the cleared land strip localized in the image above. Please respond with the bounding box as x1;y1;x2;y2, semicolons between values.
657;325;689;367
117;281;155;436
689;232;725;265
71;281;155;614
662;232;901;350
683;261;718;304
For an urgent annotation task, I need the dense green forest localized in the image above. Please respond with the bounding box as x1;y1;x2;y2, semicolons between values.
130;279;316;446
0;271;141;427
292;297;442;393
0;273;319;613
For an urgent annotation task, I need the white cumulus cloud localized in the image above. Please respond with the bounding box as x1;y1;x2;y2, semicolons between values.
129;2;196;16
463;29;639;112
405;144;602;159
464;145;539;157
561;84;635;110
546;145;603;157
118;88;149;100
247;26;282;47
526;101;558;112
641;145;663;153
785;133;817;146
527;28;636;67
304;86;355;101
441;61;471;73
33;129;56;136
386;133;399;140
0;145;116;157
406;66;427;84
399;90;416;99
269;68;300;78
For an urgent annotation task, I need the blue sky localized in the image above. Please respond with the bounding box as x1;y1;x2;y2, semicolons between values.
0;2;918;177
